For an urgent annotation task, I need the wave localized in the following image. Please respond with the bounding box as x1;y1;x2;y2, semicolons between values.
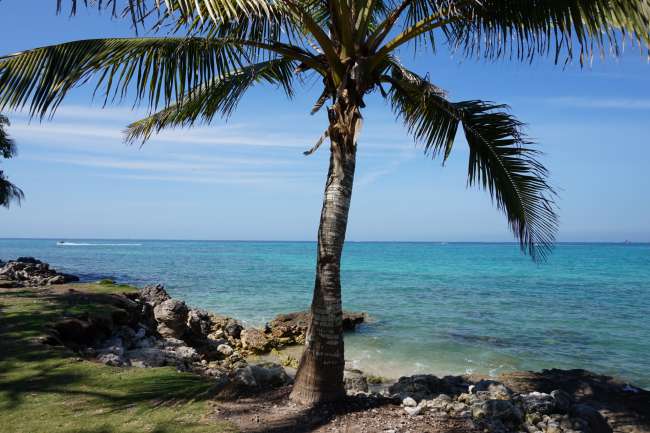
56;242;142;246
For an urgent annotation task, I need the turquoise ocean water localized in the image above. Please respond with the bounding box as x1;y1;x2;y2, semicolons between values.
1;239;649;388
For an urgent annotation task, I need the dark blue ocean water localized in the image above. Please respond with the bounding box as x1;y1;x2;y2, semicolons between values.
1;239;649;387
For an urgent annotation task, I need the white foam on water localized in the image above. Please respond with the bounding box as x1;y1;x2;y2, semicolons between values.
56;242;142;246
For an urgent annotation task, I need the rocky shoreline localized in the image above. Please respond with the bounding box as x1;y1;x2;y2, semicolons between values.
2;258;648;433
44;280;369;398
0;257;79;287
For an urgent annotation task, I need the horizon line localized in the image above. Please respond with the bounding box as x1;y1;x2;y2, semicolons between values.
1;237;648;244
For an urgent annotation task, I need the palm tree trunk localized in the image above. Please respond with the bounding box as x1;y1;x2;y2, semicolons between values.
290;95;360;405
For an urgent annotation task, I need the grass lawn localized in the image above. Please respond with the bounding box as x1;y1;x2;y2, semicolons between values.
0;282;236;433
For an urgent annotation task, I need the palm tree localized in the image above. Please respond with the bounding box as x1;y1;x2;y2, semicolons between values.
0;114;23;208
1;0;649;404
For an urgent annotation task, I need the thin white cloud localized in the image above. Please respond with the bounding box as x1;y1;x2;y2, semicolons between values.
168;153;293;166
545;97;650;110
7;104;414;154
8;105;148;121
28;154;293;172
9;120;316;149
356;152;416;187
30;155;217;172
25;152;319;186
103;171;315;185
10;123;124;140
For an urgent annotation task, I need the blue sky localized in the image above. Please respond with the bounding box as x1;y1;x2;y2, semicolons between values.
1;2;649;242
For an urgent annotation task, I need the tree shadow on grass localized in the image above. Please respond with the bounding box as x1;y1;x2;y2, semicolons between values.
65;424;224;433
0;287;217;413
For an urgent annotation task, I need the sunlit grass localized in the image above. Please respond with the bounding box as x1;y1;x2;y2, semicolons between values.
0;283;236;433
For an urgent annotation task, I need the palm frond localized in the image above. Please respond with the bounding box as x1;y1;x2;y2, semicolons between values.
125;57;296;143
57;0;273;24
0;171;24;208
57;0;319;45
0;116;22;208
0;37;253;118
387;66;558;260
0;114;17;158
442;0;650;64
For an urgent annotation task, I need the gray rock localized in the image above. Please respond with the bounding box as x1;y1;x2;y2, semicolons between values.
217;344;234;356
250;363;290;388
158;338;200;363
521;391;556;415
267;311;367;344
208;329;225;340
134;326;147;340
134;336;156;349
0;258;78;287
451;402;468;413
344;369;369;393
570;404;612;433
426;394;453;409
472;399;522;422
474;380;513;400
389;374;469;401
233;363;290;389
240;328;271;353
342;312;366;331
16;257;39;264
187;309;215;337
550;389;573;414
112;326;139;349
127;347;167;367
458;392;479;405
153;299;189;338
140;284;171;307
234;365;258;387
98;353;129;367
224;320;243;339
546;421;561;433
98;337;125;357
170;344;200;362
47;275;66;285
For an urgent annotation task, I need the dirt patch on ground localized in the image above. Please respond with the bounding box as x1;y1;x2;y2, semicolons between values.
209;386;480;433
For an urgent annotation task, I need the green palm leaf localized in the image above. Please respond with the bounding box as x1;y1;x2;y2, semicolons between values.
387;66;558;260
0;172;23;208
0;114;16;158
0;115;23;208
125;58;296;143
57;0;319;44
0;37;250;118
442;0;650;63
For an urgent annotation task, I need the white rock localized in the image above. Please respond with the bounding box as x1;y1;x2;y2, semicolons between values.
217;344;234;356
402;397;417;407
98;353;128;367
404;405;423;416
